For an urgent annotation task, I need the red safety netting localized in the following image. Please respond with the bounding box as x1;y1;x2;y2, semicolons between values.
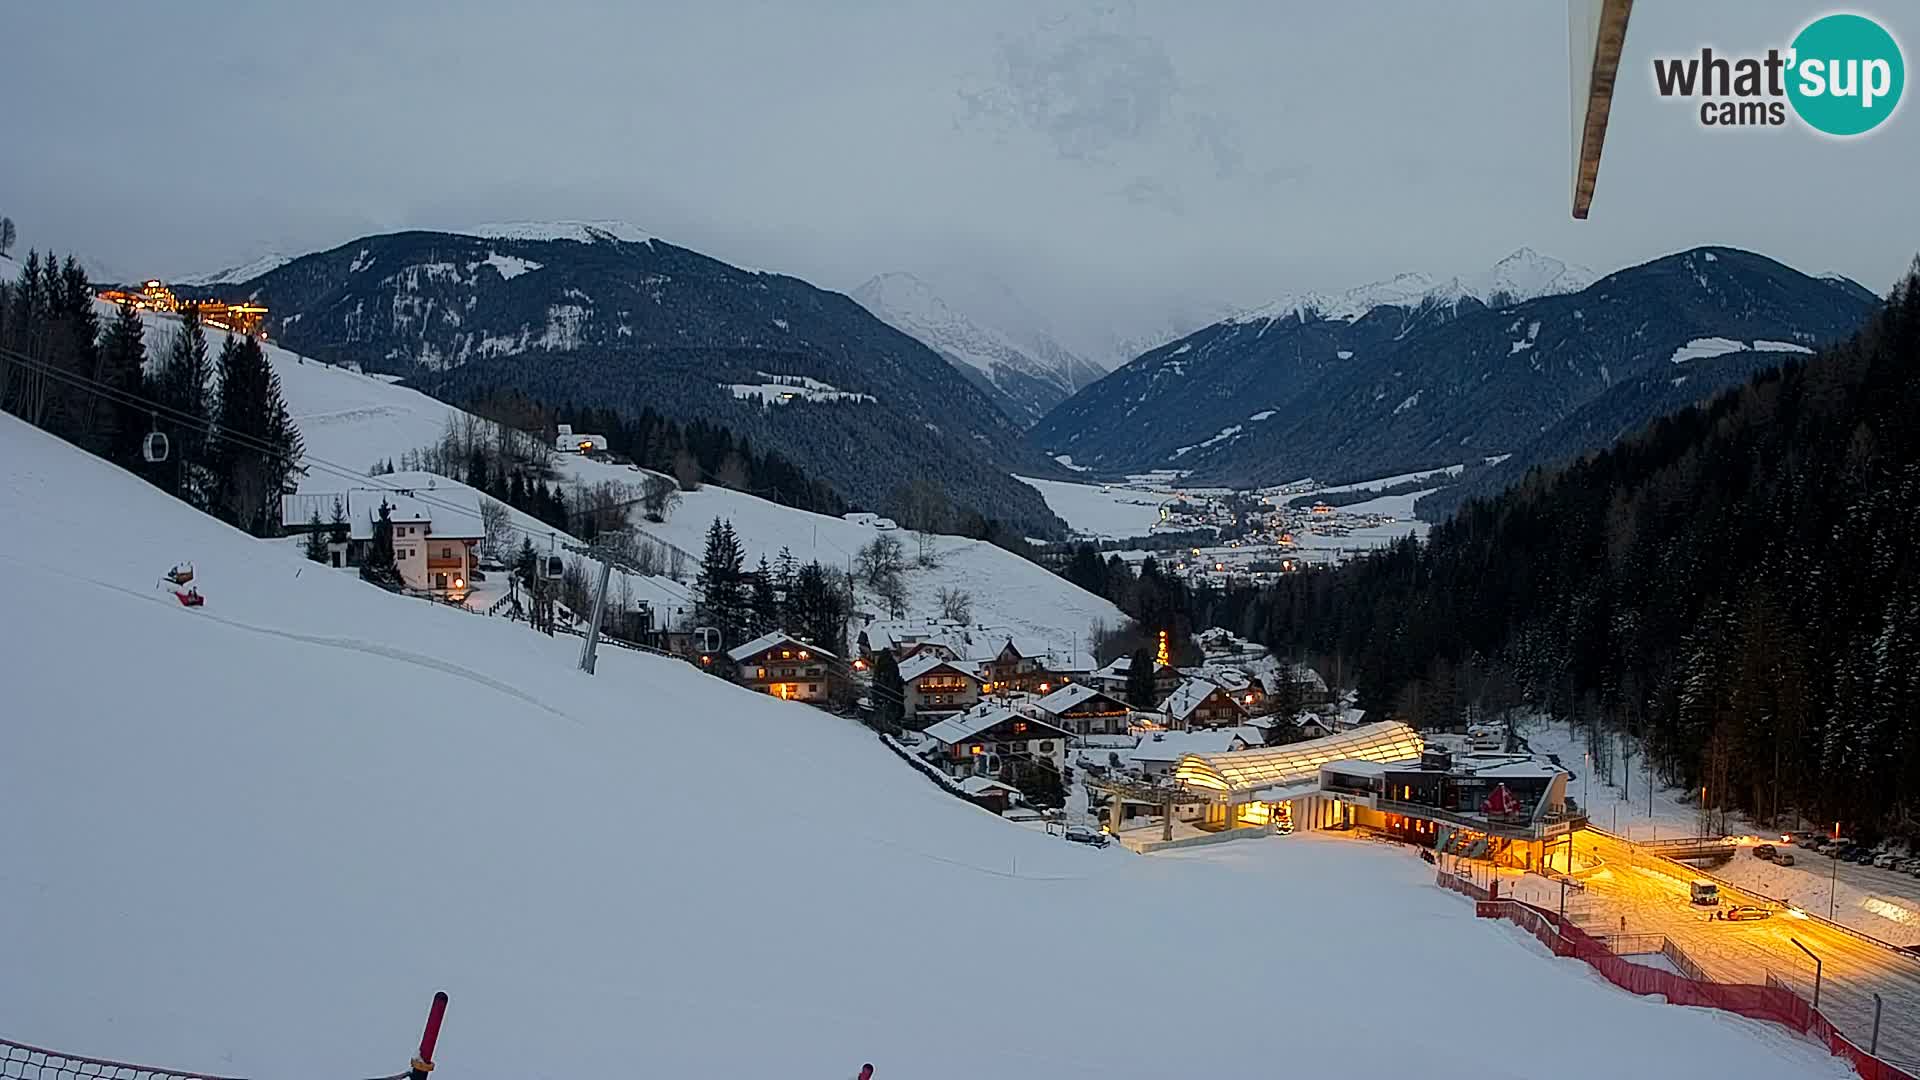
1474;900;1918;1080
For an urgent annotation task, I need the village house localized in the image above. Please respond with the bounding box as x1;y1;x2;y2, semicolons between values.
1163;677;1251;730
1192;666;1269;716
899;654;983;725
957;775;1025;815
1090;654;1182;704
919;704;1072;781
1126;728;1264;780
727;631;839;703
1287;663;1333;707
1031;682;1133;739
553;423;609;454
281;486;483;600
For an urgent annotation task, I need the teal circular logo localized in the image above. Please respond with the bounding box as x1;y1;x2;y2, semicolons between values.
1787;14;1904;136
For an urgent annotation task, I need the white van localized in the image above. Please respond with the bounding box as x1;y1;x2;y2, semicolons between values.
1690;880;1721;906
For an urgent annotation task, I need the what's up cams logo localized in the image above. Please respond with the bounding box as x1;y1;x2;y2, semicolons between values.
1653;12;1904;135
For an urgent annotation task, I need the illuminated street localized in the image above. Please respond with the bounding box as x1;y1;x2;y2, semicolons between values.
1487;829;1920;1071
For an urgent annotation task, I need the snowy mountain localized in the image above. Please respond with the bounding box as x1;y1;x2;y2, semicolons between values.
220;228;1069;537
1;407;1850;1080
853;272;1103;425
1228;249;1595;328
175;252;293;286
1030;247;1879;491
469;219;659;244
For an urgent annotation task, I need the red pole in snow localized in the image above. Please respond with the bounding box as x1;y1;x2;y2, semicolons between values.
410;992;449;1080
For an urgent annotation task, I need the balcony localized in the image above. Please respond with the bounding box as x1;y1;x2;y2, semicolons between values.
1375;798;1588;840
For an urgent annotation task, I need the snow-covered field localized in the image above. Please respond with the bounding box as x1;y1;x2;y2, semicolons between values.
1014;475;1168;539
644;479;1122;650
107;304;1122;646
0;409;1859;1080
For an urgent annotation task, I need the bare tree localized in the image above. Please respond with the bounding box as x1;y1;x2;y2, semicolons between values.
915;530;940;567
640;473;681;523
936;587;972;624
668;545;689;581
479;498;514;561
672;449;702;491
856;535;905;587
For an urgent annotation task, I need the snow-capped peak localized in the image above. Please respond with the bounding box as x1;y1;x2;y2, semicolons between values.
1476;247;1595;304
1230;249;1593;327
854;272;1054;383
1230;272;1436;326
175;252;293;287
467;220;656;246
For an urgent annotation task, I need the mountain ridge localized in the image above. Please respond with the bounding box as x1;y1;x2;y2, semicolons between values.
1030;246;1879;494
218;228;1070;537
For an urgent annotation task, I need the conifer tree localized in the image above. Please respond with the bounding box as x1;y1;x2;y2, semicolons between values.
327;496;350;546
99;299;148;468
694;517;748;646
1126;645;1158;708
153;305;213;507
872;649;906;732
304;509;329;563
360;500;402;589
211;334;302;535
749;555;779;634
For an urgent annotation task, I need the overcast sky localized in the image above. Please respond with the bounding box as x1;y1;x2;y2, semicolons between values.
4;1;1915;335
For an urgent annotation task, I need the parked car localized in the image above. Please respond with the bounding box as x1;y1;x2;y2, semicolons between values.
1754;843;1777;861
1063;825;1111;848
1776;852;1795;867
1855;850;1879;864
1723;905;1772;922
1874;853;1900;870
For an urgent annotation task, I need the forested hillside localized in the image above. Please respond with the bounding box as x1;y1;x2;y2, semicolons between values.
1216;261;1920;834
224;227;1067;537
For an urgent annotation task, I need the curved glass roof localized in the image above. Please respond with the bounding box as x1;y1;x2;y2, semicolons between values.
1173;721;1424;798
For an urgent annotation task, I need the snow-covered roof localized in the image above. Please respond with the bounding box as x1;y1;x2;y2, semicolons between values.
1131;729;1253;764
922;704;1070;746
281;484;485;541
1454;756;1564;781
958;775;1023;799
898;653;980;683
1321;758;1403;778
726;630;837;664
1173;721;1425;798
1163;677;1245;723
1031;682;1126;715
1097;655;1175;678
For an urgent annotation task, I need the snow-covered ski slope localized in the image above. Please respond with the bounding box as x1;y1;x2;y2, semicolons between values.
0;415;1849;1079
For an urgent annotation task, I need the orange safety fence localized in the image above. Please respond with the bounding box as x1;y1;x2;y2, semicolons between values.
1474;899;1917;1080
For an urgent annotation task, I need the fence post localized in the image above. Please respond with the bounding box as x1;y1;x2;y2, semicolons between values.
410;991;449;1080
1871;992;1882;1055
